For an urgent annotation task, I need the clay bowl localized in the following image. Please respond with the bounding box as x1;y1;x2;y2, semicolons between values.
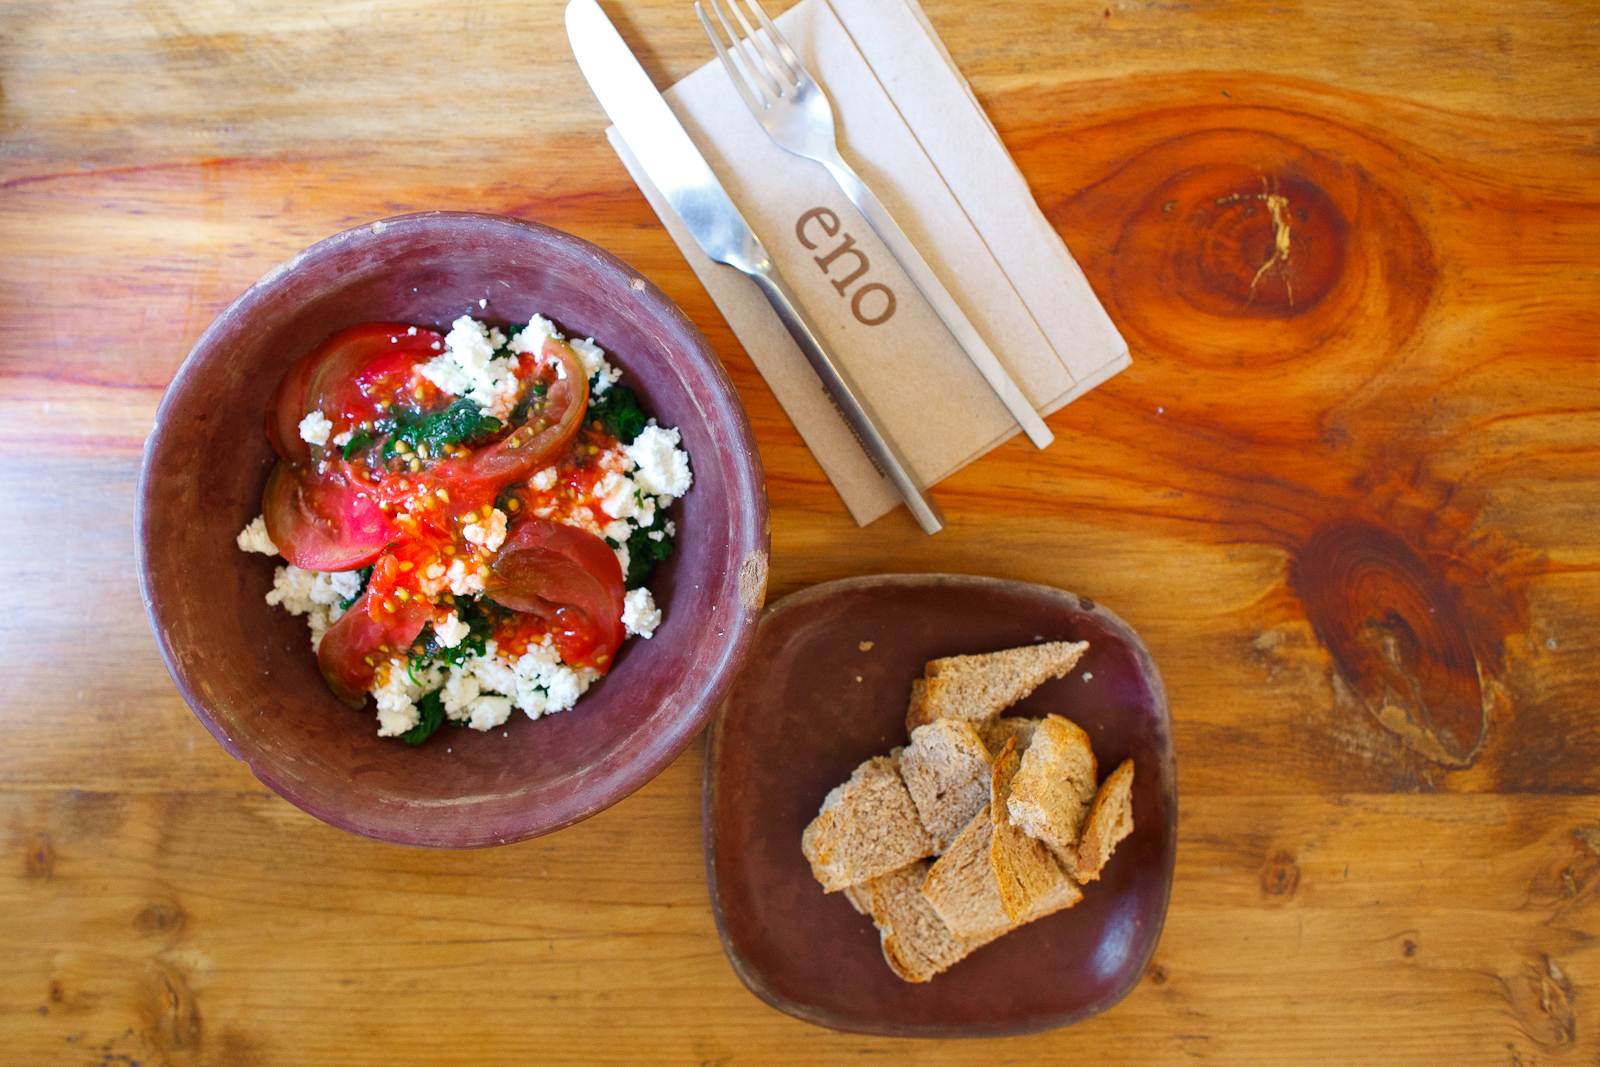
706;574;1175;1037
138;211;769;848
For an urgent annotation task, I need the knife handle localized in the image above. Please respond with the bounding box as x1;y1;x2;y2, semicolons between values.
741;258;944;535
818;154;1055;451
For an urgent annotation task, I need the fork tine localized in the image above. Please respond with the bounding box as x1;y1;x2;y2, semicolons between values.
705;0;783;103
727;0;798;93
742;0;804;81
697;0;773;112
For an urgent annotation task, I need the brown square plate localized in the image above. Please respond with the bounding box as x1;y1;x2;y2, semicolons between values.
703;573;1176;1037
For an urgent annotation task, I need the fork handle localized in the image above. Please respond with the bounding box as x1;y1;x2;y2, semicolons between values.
742;258;944;534
819;156;1056;451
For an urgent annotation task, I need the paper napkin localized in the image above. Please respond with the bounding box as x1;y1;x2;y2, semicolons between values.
607;0;1128;526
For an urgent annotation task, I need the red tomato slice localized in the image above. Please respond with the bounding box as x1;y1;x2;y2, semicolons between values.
454;338;588;491
262;460;398;571
486;518;626;672
265;323;444;465
265;345;318;464
316;587;434;708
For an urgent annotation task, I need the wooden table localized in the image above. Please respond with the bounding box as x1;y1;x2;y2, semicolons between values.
4;0;1597;1062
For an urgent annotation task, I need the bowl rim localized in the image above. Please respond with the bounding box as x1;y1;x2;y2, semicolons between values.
137;209;769;847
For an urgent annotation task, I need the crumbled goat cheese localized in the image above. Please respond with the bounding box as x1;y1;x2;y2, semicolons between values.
446;558;486;596
433;611;471;649
331;429;353;447
265;565;361;651
436;636;600;726
626;425;693;498
531;467;558;491
416;315;522;420
236;515;278;555
623;587;663;639
299;411;333;447
373;661;421;737
462;507;508;552
507;314;560;359
570;336;623;397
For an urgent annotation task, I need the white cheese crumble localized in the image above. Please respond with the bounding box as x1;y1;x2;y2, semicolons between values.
461;508;508;553
298;410;333;447
433;611;471;649
623;588;662;639
626;424;693;498
264;564;361;651
416;315;523;420
236;515;278;555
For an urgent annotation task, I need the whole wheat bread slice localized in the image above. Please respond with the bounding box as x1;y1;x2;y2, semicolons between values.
989;738;1083;921
845;860;1005;982
1005;714;1099;876
801;755;938;893
899;720;993;852
918;804;1015;942
906;641;1089;732
980;716;1042;759
1075;759;1135;883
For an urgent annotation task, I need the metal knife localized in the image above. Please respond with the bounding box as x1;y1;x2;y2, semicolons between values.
564;0;943;535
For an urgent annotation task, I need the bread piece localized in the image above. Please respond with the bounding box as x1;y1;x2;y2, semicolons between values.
846;860;1005;983
899;720;993;852
1005;714;1099;875
980;716;1042;758
802;755;938;892
1075;759;1135;883
919;804;1013;941
989;738;1083;921
906;641;1089;732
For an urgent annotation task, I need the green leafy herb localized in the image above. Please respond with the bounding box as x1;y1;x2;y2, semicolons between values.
411;596;494;668
623;525;674;588
401;690;446;746
587;385;647;444
383;399;503;458
340;431;373;461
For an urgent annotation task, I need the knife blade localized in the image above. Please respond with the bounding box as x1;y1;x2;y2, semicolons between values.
563;0;943;535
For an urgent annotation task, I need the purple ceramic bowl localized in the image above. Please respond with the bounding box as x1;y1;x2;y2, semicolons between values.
137;211;769;848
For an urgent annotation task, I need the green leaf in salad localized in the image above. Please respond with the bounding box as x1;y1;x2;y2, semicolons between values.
623;525;673;589
586;385;647;444
382;399;504;459
409;596;494;669
400;689;446;746
340;431;373;461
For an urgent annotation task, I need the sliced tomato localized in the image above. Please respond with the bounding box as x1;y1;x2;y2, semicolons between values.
265;323;444;465
486;517;626;672
265;344;318;464
453;338;588;490
316;587;434;708
262;459;398;571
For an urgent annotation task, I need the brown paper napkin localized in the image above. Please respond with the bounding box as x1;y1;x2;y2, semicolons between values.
607;0;1128;526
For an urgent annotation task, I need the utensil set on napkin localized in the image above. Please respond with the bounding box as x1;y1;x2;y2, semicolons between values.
567;0;1129;530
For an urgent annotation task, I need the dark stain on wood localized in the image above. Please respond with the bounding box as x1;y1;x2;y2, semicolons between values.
25;831;55;881
134;901;187;938
1292;521;1487;767
142;961;203;1056
1500;954;1577;1049
1259;849;1301;899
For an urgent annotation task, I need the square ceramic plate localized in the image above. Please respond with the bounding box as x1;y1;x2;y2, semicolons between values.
703;573;1176;1037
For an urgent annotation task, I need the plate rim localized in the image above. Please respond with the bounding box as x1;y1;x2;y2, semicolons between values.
702;571;1177;1038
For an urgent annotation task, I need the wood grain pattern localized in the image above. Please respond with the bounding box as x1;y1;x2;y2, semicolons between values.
3;0;1598;1062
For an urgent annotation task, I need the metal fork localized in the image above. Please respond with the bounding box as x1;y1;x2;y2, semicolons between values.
696;0;1054;450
